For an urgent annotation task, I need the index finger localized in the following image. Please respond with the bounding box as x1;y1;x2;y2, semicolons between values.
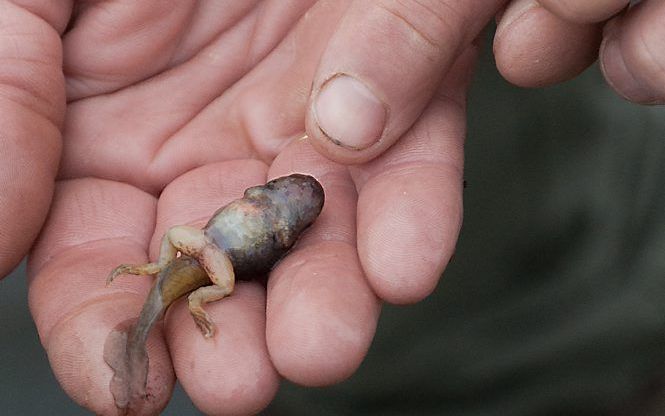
152;160;282;416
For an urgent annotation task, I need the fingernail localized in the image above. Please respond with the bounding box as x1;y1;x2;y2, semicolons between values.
314;74;386;150
600;36;662;105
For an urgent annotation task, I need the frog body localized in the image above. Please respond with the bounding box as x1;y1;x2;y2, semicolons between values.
204;174;324;278
104;174;324;413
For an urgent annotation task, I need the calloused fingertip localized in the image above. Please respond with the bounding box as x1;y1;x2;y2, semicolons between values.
266;242;380;386
46;296;174;415
357;169;462;305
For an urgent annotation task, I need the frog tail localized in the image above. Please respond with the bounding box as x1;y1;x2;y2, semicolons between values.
104;256;209;413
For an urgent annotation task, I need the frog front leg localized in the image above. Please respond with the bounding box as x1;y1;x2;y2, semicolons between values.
107;225;201;284
107;226;228;285
108;225;237;337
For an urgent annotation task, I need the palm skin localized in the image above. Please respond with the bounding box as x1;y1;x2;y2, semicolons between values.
18;1;471;414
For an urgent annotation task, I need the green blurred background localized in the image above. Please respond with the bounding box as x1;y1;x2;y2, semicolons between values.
1;40;664;415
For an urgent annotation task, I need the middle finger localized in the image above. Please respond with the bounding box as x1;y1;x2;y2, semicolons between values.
152;159;281;415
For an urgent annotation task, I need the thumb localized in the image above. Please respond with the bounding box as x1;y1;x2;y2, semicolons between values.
306;0;506;164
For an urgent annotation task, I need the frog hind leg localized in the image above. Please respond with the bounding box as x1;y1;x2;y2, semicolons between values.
106;225;207;285
187;245;236;338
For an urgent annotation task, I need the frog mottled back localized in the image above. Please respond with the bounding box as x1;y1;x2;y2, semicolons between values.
204;174;324;278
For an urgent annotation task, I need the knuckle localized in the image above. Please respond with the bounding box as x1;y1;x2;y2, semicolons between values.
375;0;464;56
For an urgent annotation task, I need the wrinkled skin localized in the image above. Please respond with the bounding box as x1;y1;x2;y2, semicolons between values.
3;0;658;415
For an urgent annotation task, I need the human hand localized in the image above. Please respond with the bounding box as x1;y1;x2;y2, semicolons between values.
494;0;665;104
25;0;497;414
0;2;68;278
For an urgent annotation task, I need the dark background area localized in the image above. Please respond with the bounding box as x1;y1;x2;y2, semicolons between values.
1;39;664;415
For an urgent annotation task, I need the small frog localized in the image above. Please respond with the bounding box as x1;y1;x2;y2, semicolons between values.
104;174;324;413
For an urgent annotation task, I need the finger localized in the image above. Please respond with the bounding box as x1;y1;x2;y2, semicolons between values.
9;0;73;32
494;0;602;87
0;2;69;277
538;0;629;23
60;0;319;193
64;1;317;100
155;160;281;415
64;0;198;100
166;283;277;416
599;1;665;104
306;0;507;164
352;44;478;304
266;139;381;386
27;179;173;415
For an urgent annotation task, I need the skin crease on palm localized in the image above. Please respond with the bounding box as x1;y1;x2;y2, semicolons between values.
0;0;661;414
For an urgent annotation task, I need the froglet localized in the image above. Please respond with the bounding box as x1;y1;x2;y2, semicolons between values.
104;174;324;413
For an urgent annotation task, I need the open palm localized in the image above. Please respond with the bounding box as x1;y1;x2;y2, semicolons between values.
16;1;472;414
